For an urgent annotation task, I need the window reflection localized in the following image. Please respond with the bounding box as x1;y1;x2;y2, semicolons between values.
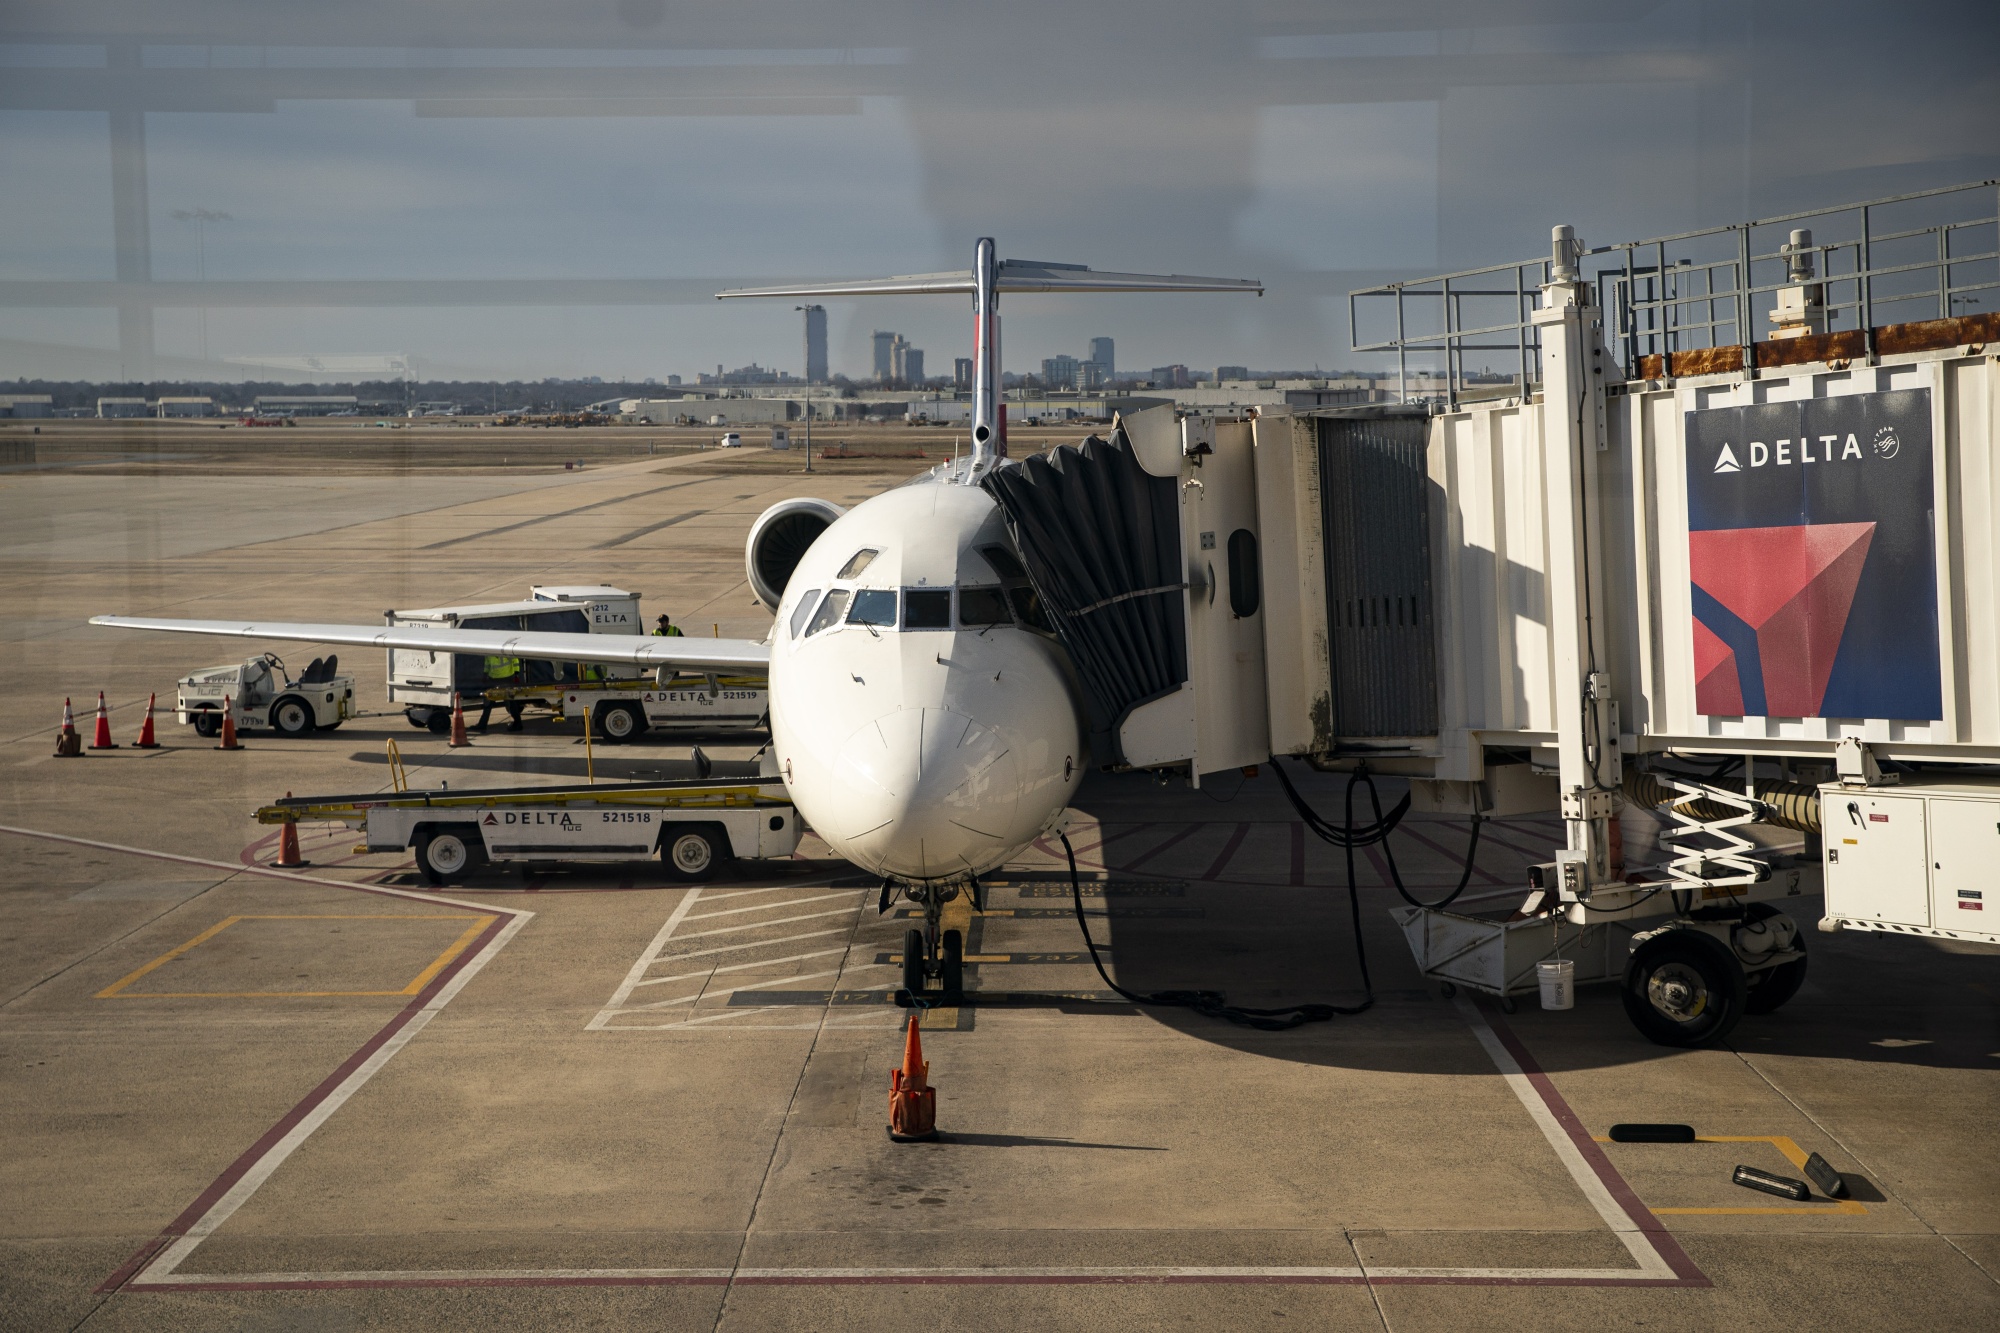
805;588;849;635
849;588;897;626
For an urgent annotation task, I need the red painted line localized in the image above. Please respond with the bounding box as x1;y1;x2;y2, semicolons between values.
124;1271;1698;1292
1289;822;1305;886
1072;823;1156;858
1478;1005;1708;1286
1201;822;1252;881
1120;824;1204;872
98;912;512;1294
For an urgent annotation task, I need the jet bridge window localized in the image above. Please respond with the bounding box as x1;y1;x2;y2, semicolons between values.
958;586;1011;627
838;548;879;579
787;590;823;639
805;589;850;636
849;589;898;626
903;589;952;630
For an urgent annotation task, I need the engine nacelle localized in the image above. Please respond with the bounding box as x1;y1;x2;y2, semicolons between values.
745;497;844;610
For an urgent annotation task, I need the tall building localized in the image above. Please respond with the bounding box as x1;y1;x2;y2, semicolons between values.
1077;359;1106;392
1088;336;1115;381
802;304;827;382
1041;354;1081;390
954;357;974;389
1216;364;1250;382
873;330;898;382
904;348;925;385
1150;364;1191;388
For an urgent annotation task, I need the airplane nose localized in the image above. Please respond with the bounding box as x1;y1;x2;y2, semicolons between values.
830;708;1020;879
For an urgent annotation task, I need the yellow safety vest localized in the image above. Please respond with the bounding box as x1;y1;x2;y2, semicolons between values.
484;655;522;679
651;625;685;637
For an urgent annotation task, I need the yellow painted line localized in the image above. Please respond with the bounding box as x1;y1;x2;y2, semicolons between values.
97;916;243;998
920;892;975;1030
400;916;499;995
98;914;492;1000
1592;1133;1869;1216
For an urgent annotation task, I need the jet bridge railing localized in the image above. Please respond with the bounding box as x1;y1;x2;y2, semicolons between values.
1352;178;2000;406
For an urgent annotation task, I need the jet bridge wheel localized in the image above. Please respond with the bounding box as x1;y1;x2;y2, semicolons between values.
1622;927;1746;1047
1740;904;1809;1015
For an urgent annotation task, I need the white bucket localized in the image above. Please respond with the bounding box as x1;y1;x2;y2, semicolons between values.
1538;958;1576;1011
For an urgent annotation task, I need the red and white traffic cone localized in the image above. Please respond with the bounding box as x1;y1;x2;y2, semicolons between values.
216;696;243;750
89;691;118;749
53;697;82;757
133;692;161;749
887;1014;939;1142
275;795;307;868
449;696;471;748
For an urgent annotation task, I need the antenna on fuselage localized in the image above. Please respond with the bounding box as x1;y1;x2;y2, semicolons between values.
716;245;1262;474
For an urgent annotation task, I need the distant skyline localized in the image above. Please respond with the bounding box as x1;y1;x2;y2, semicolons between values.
2;1;1995;382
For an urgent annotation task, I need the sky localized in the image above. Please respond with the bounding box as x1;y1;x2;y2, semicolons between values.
1;1;1996;383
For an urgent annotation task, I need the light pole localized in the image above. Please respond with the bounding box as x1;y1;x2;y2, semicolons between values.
169;208;231;364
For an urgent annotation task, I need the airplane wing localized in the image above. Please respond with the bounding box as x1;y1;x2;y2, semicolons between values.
716;260;1260;301
89;616;770;672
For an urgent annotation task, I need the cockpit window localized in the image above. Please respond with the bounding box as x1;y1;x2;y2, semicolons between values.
805;589;849;636
958;586;1010;626
1009;585;1053;632
849;588;897;626
980;544;1028;580
787;589;822;639
837;548;879;579
903;589;952;629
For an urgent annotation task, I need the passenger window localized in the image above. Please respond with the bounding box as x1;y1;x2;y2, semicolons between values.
904;589;952;629
788;589;823;639
958;586;1011;626
849;588;898;626
1228;529;1261;617
806;589;849;635
838;549;879;579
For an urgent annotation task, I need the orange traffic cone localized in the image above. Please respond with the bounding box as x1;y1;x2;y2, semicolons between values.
887;1013;939;1142
53;697;82;757
134;692;160;749
89;691;118;749
276;796;307;868
449;696;471;748
216;695;243;750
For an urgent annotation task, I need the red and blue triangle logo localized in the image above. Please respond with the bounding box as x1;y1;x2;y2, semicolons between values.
1688;522;1874;717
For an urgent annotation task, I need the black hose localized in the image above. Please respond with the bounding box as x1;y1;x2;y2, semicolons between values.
1060;831;1371;1030
1272;758;1484;911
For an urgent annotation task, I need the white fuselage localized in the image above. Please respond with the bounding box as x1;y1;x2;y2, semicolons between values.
768;471;1083;882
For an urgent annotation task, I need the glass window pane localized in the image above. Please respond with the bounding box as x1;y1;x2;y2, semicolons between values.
958;586;1010;626
904;589;951;629
788;589;822;638
838;549;879;579
849;588;897;625
806;589;849;635
1008;585;1052;632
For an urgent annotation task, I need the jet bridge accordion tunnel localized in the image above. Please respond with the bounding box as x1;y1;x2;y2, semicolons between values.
982;403;1439;781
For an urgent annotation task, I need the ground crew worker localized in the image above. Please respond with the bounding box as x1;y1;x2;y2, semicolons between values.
475;653;526;732
652;614;684;637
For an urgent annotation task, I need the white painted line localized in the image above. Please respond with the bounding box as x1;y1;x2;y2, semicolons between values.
684;890;857;921
631;965;856;1011
698;883;827;901
677;906;862;939
634;927;851;968
641;946;852;989
1453;995;1676;1279
584;885;705;1030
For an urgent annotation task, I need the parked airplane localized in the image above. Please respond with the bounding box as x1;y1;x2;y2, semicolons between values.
92;240;1261;993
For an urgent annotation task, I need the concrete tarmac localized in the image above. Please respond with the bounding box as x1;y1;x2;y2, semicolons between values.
0;443;1994;1331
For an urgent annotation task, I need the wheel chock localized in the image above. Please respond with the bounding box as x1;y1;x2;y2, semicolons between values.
1803;1152;1849;1198
1610;1123;1696;1143
1732;1164;1810;1201
887;1013;938;1142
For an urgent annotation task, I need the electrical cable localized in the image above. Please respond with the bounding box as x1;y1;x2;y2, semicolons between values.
1059;830;1371;1030
1272;758;1485;911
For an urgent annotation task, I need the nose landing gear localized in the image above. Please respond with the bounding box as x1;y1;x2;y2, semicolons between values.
895;879;969;1005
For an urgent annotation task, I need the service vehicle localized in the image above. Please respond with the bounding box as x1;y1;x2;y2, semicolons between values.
258;777;800;884
177;652;355;738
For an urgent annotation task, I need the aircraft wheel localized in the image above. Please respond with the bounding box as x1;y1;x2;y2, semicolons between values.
901;928;927;996
940;928;965;998
1623;928;1746;1047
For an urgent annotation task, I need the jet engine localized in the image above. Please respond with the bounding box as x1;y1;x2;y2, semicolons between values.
745;497;844;609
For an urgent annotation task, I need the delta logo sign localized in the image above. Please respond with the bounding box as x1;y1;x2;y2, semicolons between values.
1684;387;1940;721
